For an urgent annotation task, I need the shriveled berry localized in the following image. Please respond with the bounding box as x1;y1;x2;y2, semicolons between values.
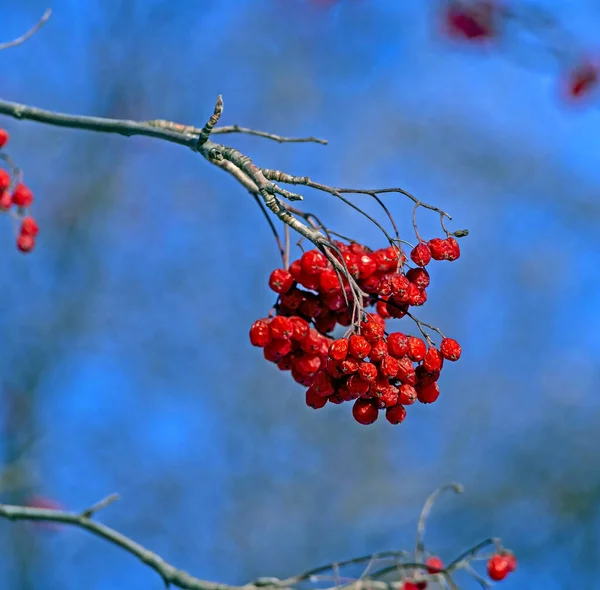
380;355;399;377
301;249;328;275
416;364;441;387
16;234;35;253
360;316;385;343
268;268;294;293
249;319;272;347
20;216;39;237
416;382;440;404
326;358;345;379
12;183;33;207
396;356;417;385
358;361;378;382
423;347;444;373
348;334;371;359
340;357;359;375
487;554;510;581
410;243;432;267
407;336;427;362
385;404;407;424
0;128;9;148
440;337;461;361
445;237;460;261
398;383;417;405
310;370;335;397
380;386;398;407
352;398;379;425
406;267;430;289
329;338;349;361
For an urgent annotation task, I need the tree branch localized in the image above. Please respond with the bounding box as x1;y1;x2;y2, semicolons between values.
0;9;52;51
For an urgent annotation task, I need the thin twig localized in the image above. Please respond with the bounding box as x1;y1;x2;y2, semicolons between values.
0;9;52;51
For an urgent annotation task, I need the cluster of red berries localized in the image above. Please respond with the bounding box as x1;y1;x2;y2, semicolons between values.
441;0;600;102
399;552;517;589
249;236;462;425
0;127;39;253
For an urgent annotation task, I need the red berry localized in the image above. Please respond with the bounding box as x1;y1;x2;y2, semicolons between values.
314;311;336;335
293;353;322;376
352;398;379;425
319;267;342;293
288;259;302;279
487;554;510;581
380;355;399;377
301;329;325;354
20;216;39;237
249;319;272;347
444;1;496;41
368;338;388;362
311;370;335;397
445;237;460;261
0;169;10;191
0;190;11;210
407;336;426;362
410;243;431;267
406;267;430;289
416;382;440;404
423;347;444;373
269;268;294;294
360;316;385;343
289;316;310;341
398;383;417;405
306;386;328;409
16;234;35;253
12;183;33;208
387;332;408;358
296;270;320;291
328;338;349;361
264;338;292;360
0;128;9;148
440;337;461;361
568;60;599;98
340;357;360;375
269;315;294;340
396;356;417;385
280;288;303;310
300;249;328;275
407;283;427;306
379;385;398;408
348;334;371;360
503;552;517;572
426;556;444;574
373;246;400;272
375;299;391;319
347;374;371;396
358;361;378;382
385;404;407;424
357;253;377;278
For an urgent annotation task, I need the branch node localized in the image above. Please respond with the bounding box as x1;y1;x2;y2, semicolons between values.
197;95;224;148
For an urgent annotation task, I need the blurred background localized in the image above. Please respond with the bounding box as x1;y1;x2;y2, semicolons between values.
1;0;599;588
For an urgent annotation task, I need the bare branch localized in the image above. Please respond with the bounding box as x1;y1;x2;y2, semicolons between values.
0;9;52;51
0;501;241;590
211;125;328;145
80;493;120;518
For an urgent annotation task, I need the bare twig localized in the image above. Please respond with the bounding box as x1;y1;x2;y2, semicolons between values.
80;493;120;518
0;501;239;590
0;9;52;51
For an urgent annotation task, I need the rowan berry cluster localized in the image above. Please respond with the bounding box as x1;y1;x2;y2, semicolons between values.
0;126;39;253
249;236;462;425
